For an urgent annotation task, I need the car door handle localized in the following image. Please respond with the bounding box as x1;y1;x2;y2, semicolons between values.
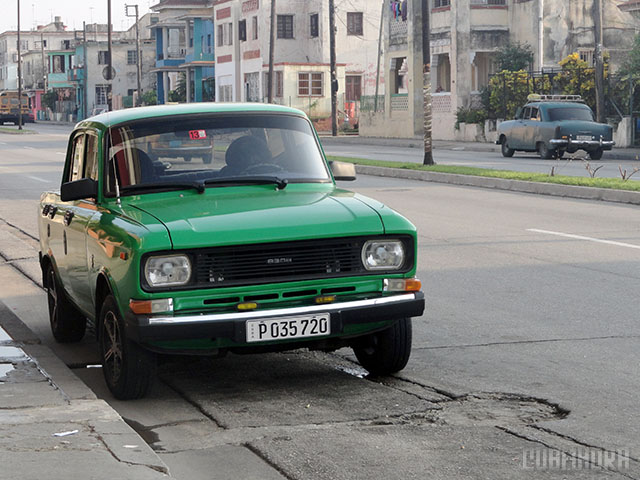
63;210;74;226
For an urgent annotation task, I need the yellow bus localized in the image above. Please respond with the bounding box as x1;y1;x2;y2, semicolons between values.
0;90;30;124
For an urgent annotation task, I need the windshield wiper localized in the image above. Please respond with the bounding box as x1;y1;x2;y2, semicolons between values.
120;180;206;194
204;176;289;190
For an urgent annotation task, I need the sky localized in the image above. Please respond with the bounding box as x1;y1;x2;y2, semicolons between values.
0;0;153;33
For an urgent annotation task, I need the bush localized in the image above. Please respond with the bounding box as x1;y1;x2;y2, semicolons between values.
455;107;487;130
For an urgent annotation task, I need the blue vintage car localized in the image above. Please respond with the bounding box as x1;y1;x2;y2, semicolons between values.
496;95;615;160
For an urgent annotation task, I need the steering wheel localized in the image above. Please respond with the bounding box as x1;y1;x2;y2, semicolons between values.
242;163;286;175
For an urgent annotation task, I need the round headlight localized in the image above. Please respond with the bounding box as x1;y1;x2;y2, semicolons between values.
362;240;405;271
144;255;192;287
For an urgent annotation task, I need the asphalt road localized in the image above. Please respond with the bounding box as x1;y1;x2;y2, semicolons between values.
0;124;638;479
322;137;640;179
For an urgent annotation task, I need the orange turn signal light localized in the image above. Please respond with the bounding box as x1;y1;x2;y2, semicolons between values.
315;295;337;305
129;298;173;314
237;302;258;311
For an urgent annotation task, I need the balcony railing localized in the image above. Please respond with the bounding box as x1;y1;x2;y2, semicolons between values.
470;0;506;5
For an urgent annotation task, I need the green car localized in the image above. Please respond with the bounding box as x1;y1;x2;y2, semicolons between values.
496;95;615;160
38;103;425;399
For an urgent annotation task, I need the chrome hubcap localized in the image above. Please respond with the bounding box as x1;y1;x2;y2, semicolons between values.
102;311;123;383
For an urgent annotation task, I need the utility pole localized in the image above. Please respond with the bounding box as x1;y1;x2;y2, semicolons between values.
83;22;88;120
17;0;23;130
374;0;384;112
594;0;605;123
125;4;142;106
107;0;113;111
40;31;47;93
267;0;276;103
329;0;337;136
421;0;434;164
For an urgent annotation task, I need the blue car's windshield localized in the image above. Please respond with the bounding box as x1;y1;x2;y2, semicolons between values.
547;107;594;122
106;113;330;195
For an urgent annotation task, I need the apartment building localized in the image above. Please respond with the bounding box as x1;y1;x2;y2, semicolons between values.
362;0;639;140
213;0;381;124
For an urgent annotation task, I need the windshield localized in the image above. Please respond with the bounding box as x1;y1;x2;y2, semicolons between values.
547;107;594;122
106;113;330;195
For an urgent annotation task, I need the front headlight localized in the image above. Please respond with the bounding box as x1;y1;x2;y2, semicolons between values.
362;240;405;271
144;255;192;287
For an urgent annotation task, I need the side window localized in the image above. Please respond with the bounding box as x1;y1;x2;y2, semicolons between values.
522;107;531;120
68;134;85;182
84;133;99;181
529;107;539;121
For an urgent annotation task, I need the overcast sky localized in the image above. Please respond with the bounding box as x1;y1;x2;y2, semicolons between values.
1;0;153;33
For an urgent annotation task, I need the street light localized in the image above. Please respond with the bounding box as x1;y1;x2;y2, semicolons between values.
125;4;143;106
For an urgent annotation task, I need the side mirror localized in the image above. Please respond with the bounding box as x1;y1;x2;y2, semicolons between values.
330;161;356;181
61;178;98;202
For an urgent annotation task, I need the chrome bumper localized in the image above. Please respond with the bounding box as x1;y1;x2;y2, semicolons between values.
550;138;615;148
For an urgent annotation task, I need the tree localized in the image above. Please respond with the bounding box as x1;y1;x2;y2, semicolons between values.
141;90;157;106
496;42;534;72
620;34;640;76
556;52;609;112
168;73;186;103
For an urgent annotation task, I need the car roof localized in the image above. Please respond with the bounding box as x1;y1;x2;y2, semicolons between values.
527;102;591;109
75;102;308;129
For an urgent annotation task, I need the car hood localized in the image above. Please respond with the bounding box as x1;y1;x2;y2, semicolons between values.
126;184;385;249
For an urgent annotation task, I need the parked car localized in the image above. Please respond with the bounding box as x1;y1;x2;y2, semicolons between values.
38;103;425;399
496;95;615;160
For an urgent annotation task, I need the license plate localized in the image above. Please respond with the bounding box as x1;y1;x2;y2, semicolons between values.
246;314;330;342
576;135;592;141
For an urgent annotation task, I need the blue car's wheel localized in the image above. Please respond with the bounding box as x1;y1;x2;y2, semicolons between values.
501;137;515;157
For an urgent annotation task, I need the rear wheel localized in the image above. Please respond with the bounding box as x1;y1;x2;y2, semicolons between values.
500;137;515;157
537;142;554;159
45;263;86;343
202;153;213;164
352;318;412;375
100;295;156;399
589;148;604;160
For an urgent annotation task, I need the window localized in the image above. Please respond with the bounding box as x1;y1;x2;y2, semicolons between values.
277;15;294;39
217;24;224;46
245;72;259;102
98;51;110;65
310;13;319;38
346;12;363;36
298;72;323;96
239;19;247;41
434;0;450;7
263;71;283;98
68;135;85;183
17;39;28;51
51;55;65;73
218;84;233;102
252;16;258;40
84;134;99;181
95;84;109;106
345;75;362;102
127;50;138;65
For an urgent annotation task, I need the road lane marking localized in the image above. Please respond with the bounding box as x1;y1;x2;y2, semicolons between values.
56;152;66;155
527;229;640;250
26;175;50;183
23;146;36;150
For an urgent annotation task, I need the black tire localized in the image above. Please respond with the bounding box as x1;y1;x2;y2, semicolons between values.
202;153;213;164
556;149;566;159
500;137;515;157
183;156;192;162
537;142;554;159
99;295;156;399
589;148;604;160
45;263;86;343
352;318;412;375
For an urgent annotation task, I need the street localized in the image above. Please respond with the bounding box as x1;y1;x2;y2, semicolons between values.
1;124;639;478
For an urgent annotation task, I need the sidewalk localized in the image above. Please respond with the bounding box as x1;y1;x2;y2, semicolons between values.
0;300;170;479
318;135;640;161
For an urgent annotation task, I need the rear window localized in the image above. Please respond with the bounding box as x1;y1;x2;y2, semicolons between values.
547;107;594;122
105;113;330;195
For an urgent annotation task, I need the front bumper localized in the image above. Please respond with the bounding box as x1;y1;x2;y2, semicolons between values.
549;138;615;150
125;292;425;344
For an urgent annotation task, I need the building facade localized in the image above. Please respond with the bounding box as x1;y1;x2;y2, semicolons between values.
362;0;640;140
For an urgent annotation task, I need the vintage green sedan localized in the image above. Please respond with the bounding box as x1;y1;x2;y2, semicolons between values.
496;95;615;160
38;103;425;399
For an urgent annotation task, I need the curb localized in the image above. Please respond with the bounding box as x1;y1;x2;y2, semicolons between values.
355;165;640;206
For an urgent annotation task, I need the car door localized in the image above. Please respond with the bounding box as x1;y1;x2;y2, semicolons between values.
61;131;100;314
509;107;529;149
522;106;540;150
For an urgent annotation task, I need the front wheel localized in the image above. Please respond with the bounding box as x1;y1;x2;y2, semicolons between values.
45;263;86;343
100;295;156;399
538;142;554;159
352;318;412;375
500;137;515;157
589;148;604;160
